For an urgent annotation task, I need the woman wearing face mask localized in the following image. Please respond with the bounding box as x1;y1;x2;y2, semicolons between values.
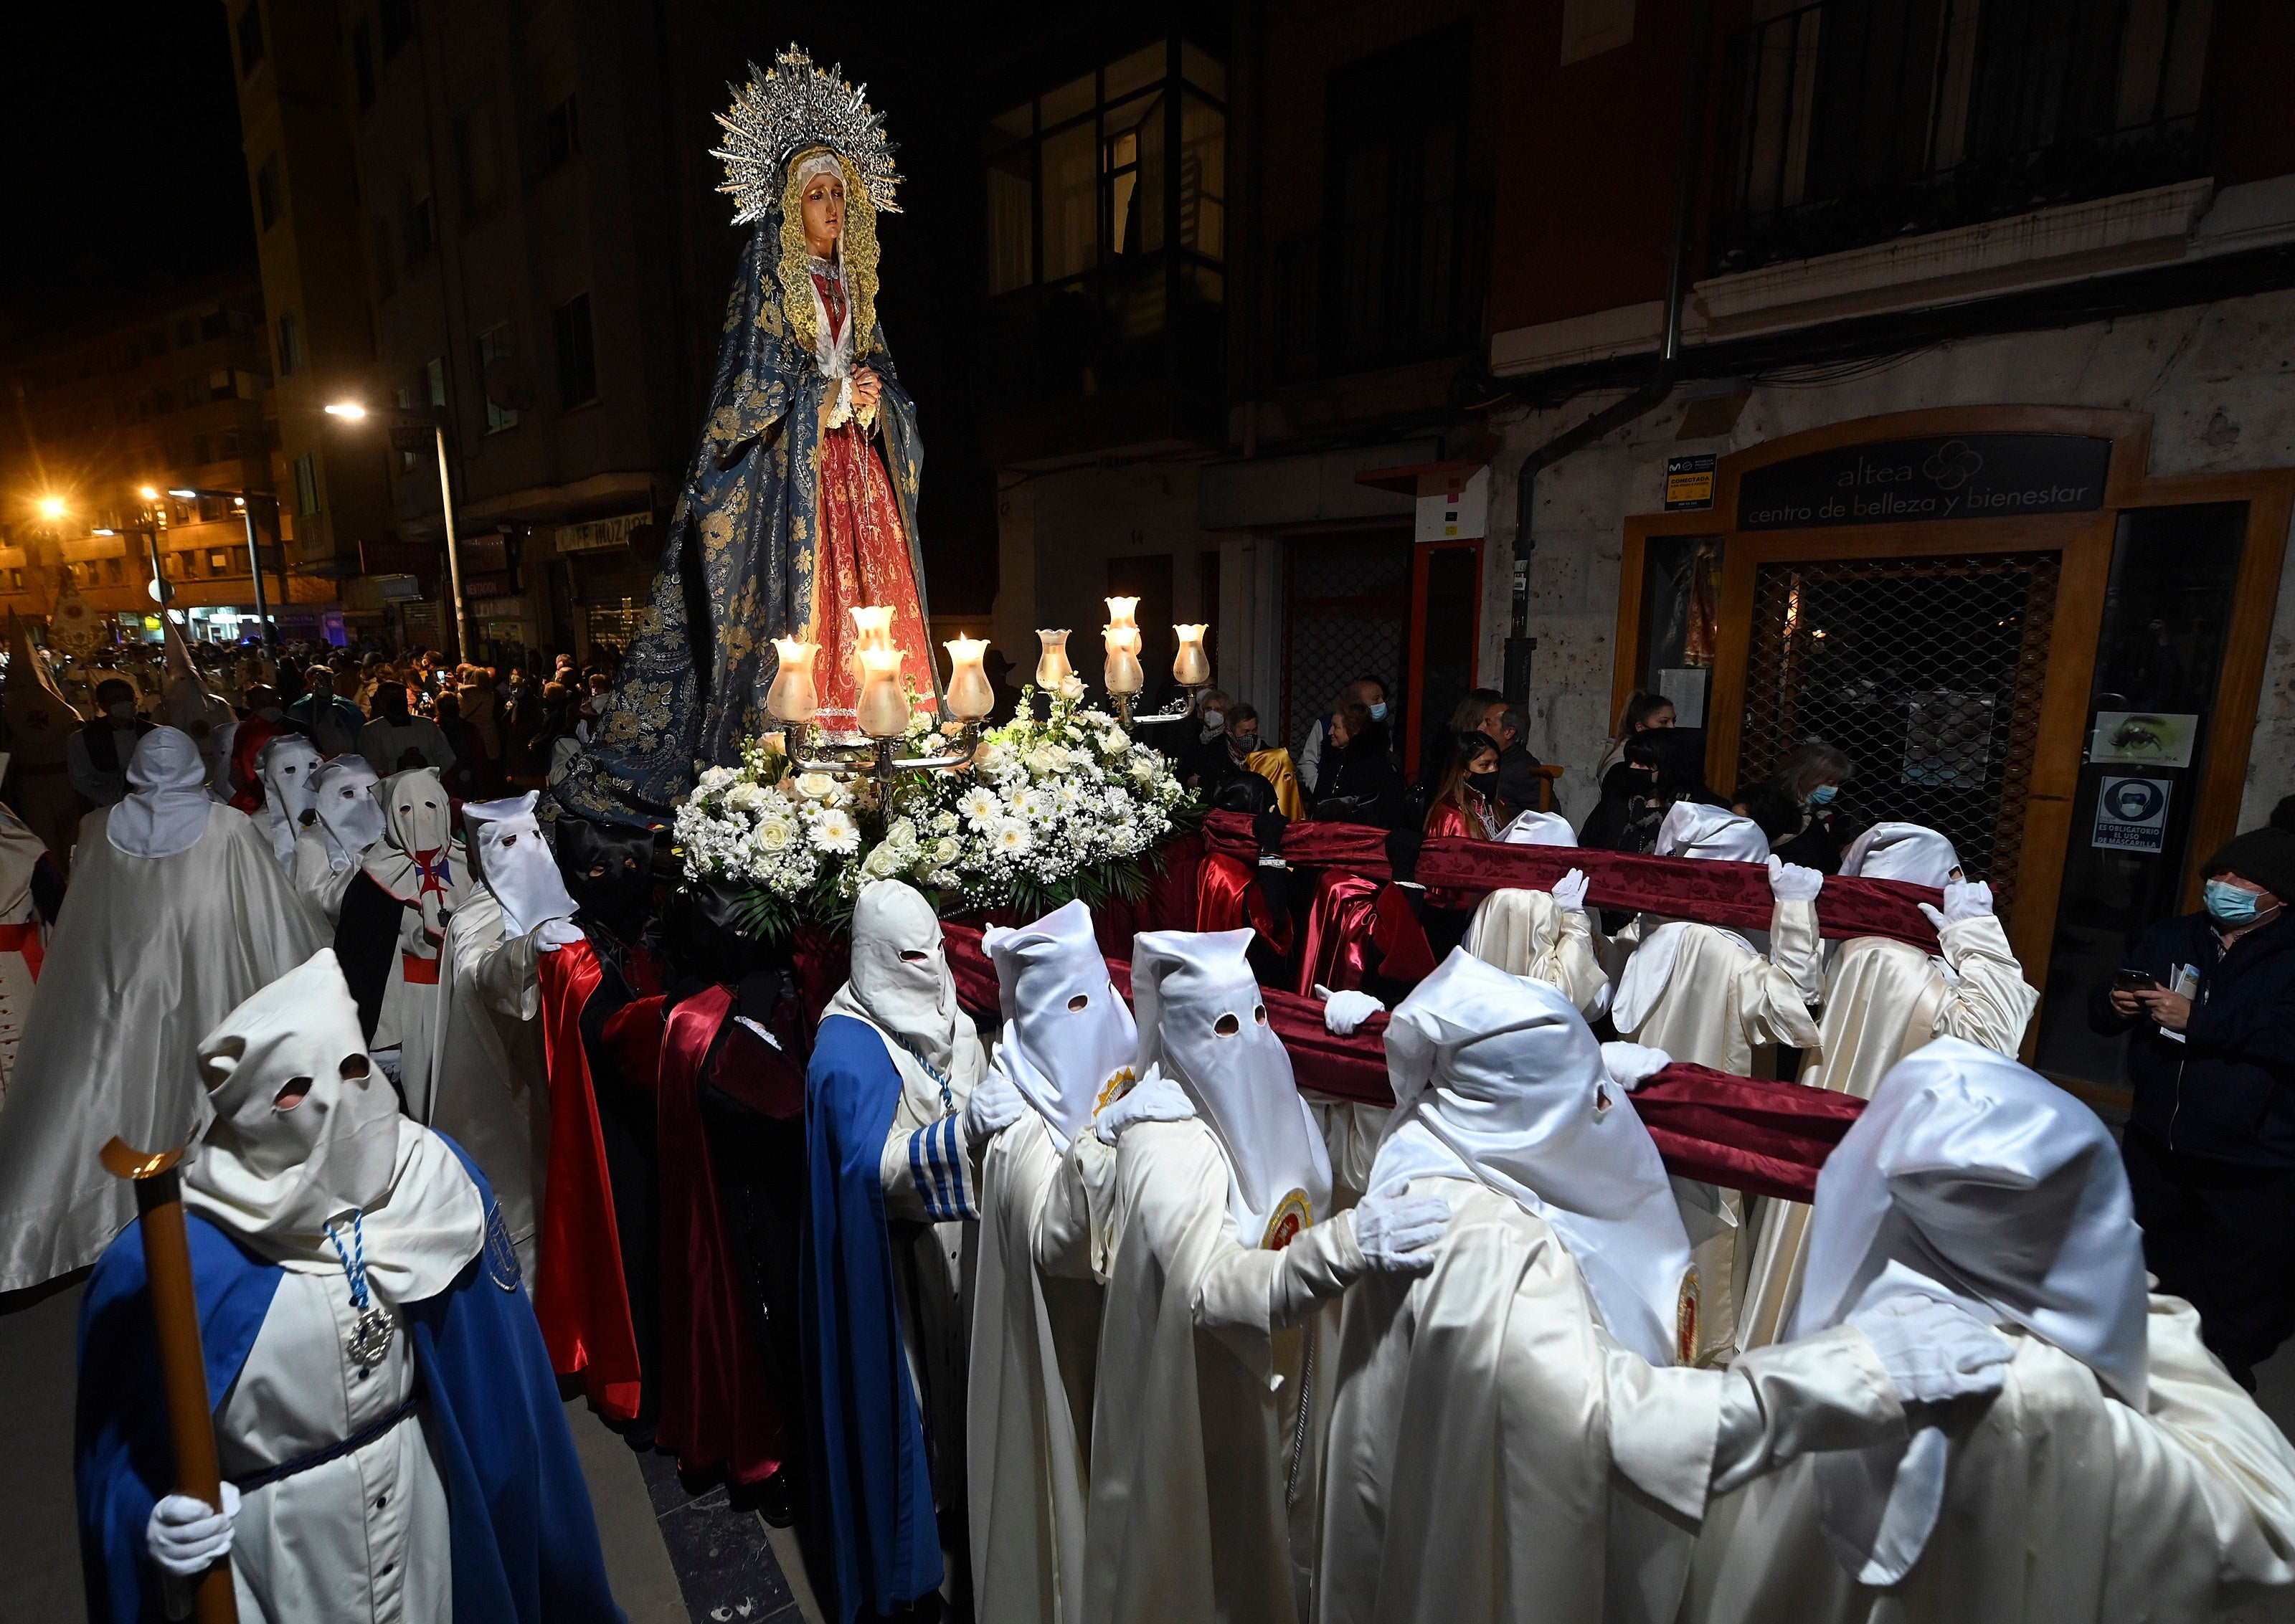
2093;825;2295;1391
1312;701;1400;827
1424;731;1505;842
1736;741;1855;874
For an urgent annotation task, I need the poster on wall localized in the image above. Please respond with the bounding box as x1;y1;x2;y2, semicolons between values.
2090;711;2199;769
2093;776;2173;853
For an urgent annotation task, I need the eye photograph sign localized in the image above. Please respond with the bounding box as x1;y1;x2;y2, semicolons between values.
2090;711;2199;769
1736;435;2111;530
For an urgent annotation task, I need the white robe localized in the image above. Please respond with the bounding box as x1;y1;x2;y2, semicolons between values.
969;1108;1101;1624
216;1271;452;1623
0;810;48;1100
427;887;550;1271
291;824;362;923
1613;903;1823;1364
1689;1293;2295;1623
1466;888;1612;1017
0;804;326;1290
1057;1116;1364;1624
1317;1179;1903;1624
1738;917;2040;1349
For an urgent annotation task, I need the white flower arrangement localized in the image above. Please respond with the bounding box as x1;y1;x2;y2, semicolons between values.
671;685;1195;936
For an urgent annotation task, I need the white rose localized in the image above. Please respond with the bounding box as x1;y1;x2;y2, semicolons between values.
1098;729;1127;756
755;815;795;850
726;782;766;814
696;765;737;792
1056;674;1086;700
795;771;838;801
932;809;960;834
860;842;904;879
884;816;918;850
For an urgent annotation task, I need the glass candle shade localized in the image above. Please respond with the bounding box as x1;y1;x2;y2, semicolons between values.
1036;629;1073;688
765;638;820;723
1104;594;1140;632
850;604;895;652
856;647;909;739
943;634;995;721
1173;623;1211;685
1102;624;1145;696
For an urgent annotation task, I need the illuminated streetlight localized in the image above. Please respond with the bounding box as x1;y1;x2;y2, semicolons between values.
166;488;198;500
138;485;161;502
326;398;469;660
37;496;66;521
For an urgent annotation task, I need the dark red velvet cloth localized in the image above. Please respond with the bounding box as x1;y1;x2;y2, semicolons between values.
1196;850;1291;953
1294;870;1383;995
534;941;645;1423
931;923;1862;1194
601;994;667;1096
654;985;787;1486
1199;811;1943;951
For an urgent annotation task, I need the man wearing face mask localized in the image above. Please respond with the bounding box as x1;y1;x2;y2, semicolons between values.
2093;825;2295;1389
968;899;1138;1624
287;662;367;759
0;727;328;1293
360;678;458;779
75;949;622;1624
1049;928;1448;1624
1299;675;1390;798
65;678;153;808
803;879;988;1622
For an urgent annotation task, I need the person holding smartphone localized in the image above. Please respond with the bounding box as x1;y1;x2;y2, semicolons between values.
2090;825;2295;1389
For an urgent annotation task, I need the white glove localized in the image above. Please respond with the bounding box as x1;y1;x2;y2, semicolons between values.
1768;855;1825;902
963;1067;1027;1144
1550;868;1591;912
1599;1041;1671;1092
1847;1294;2014;1405
1916;879;1994;931
533;917;587;954
1352;1186;1451;1275
146;1483;240;1578
1315;984;1384;1037
1094;1069;1195;1144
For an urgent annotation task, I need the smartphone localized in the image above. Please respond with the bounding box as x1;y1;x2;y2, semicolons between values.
2111;968;2158;993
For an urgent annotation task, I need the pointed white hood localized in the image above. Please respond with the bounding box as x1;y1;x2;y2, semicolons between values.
463;792;578;939
106;726;215;859
982;898;1137;1144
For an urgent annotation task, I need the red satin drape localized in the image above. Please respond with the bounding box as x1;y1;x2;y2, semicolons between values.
654;986;787;1485
929;922;1862;1200
1198;811;1944;951
534;941;645;1423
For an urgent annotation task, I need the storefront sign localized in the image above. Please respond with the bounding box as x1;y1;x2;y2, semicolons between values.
556;511;656;555
2092;775;2172;853
1665;455;1716;511
1737;435;2110;530
2090;710;2198;769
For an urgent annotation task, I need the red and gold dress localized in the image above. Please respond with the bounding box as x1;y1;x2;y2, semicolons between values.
805;266;934;726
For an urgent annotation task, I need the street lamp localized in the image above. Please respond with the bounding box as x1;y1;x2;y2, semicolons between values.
170;484;281;650
328;399;468;660
36;495;67;522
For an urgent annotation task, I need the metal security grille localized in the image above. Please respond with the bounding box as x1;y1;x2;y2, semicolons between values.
1736;551;2058;910
1282;533;1411;753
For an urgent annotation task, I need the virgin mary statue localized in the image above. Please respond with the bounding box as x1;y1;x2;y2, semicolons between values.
559;47;937;827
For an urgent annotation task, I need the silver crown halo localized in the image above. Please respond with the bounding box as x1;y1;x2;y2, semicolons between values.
711;43;903;224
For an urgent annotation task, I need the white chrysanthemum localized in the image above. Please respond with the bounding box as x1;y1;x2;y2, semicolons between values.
1009;785;1049;822
1054;778;1086;808
990;817;1033;856
810;807;861;853
958;785;1002;828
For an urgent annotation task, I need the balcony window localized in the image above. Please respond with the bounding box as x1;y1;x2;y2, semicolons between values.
1273;25;1485;379
1713;0;2216;275
554;294;597;408
477;326;520;434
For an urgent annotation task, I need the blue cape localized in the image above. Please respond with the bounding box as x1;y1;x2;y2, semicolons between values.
75;1139;623;1624
802;1014;941;1623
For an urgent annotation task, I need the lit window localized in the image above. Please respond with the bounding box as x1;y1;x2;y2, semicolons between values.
293;453;321;516
477;326;519;433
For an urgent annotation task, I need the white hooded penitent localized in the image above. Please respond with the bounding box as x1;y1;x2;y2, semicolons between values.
981;897;1137;1144
463;792;578;939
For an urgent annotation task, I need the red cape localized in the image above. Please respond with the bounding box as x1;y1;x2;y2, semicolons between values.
534;940;645;1422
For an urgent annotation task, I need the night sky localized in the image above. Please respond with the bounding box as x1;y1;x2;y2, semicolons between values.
0;4;254;344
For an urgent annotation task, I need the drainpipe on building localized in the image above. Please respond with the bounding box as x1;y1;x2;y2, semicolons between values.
1505;0;1716;706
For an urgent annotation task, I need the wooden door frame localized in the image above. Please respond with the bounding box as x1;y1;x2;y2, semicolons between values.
1404;536;1485;781
1610;405;2294;1005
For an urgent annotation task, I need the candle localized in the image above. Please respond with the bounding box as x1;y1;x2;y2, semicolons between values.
1036;628;1072;688
943;633;995;721
1102;623;1144;696
1173;623;1210;685
1104;594;1140;632
765;637;819;723
850;604;895;651
856;646;909;738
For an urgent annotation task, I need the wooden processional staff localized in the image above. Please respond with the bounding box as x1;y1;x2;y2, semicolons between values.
101;1136;240;1624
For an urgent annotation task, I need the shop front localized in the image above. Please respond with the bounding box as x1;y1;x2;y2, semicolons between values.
1612;407;2294;1095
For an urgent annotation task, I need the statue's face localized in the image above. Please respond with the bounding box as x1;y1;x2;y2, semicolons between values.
801;170;845;257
